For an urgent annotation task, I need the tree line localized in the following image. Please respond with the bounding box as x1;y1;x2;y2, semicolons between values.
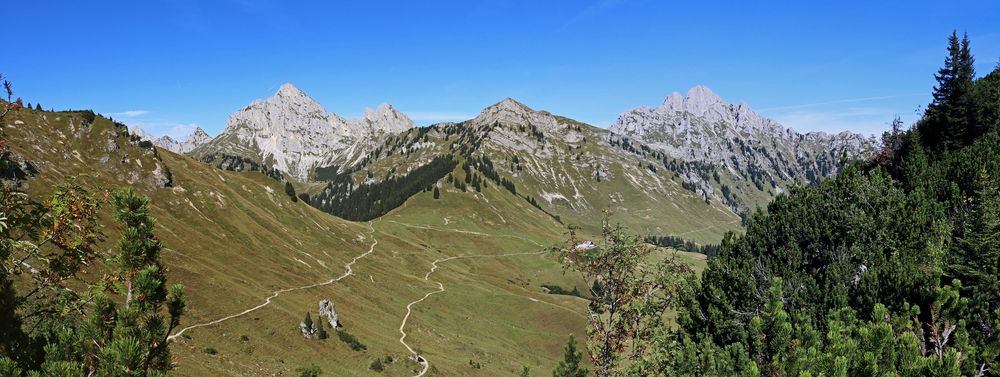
308;156;457;221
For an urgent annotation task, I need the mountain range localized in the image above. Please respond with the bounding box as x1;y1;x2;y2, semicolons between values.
131;83;871;237
8;82;876;376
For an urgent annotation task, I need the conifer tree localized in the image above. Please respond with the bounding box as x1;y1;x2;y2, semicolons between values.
20;188;187;374
285;181;298;202
316;317;328;340
87;187;186;374
552;335;586;377
922;31;977;152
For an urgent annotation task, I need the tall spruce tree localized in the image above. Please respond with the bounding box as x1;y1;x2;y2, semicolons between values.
922;31;977;152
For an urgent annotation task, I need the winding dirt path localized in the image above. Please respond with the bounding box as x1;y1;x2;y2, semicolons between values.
393;219;570;377
167;222;379;341
398;251;546;377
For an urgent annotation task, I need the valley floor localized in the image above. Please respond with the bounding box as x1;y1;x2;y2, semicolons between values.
167;197;592;376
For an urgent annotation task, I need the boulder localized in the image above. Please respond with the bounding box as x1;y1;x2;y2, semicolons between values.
299;321;317;339
319;299;342;330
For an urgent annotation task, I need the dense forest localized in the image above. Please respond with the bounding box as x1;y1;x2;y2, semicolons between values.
556;32;1000;376
199;153;284;181
308;156;457;221
644;235;721;257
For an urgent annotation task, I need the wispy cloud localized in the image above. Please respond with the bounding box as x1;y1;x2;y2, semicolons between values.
406;112;474;122
114;110;150;117
769;107;908;136
556;0;629;33
757;93;925;112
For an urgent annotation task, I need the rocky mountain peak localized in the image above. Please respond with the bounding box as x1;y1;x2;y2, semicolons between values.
611;86;874;186
129;126;214;154
683;85;723;111
661;92;685;112
194;83;416;181
277;83;308;99
470;97;560;131
363;103;415;134
185;127;213;144
659;85;727;118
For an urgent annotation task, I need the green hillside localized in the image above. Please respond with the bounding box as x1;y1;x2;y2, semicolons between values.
299;103;743;245
2;106;664;375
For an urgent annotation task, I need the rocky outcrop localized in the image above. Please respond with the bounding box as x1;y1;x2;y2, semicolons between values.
319;299;341;330
300;320;318;339
300;300;339;339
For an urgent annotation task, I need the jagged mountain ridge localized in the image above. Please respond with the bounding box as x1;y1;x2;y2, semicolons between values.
302;97;742;241
190;83;872;238
190;83;415;180
610;86;874;185
130;126;214;154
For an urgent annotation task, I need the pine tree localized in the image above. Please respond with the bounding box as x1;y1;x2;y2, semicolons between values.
303;312;314;338
922;31;977;152
316;317;328;340
552;335;587;377
31;188;186;374
285;181;298;202
433;186;440;199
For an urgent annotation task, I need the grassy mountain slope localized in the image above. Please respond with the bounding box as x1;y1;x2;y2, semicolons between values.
3;107;610;375
302;101;742;245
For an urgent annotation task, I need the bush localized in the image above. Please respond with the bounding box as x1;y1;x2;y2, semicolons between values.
79;110;96;124
336;330;367;351
295;365;322;377
203;347;218;355
369;359;384;372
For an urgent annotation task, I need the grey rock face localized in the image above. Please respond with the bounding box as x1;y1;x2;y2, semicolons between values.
129;126;215;154
319;299;341;330
199;83;415;180
610;86;875;184
300;321;318;339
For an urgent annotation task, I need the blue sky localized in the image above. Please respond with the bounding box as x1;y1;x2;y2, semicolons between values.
6;1;999;138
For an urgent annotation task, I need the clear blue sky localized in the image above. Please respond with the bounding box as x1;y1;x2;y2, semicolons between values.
6;1;999;138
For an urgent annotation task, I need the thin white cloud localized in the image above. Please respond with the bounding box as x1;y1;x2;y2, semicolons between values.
114;110;150;117
769;107;910;136
406;112;475;122
757;93;925;112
